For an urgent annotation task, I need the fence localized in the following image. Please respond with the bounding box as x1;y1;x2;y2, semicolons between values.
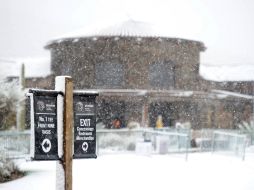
0;128;190;159
211;130;247;160
0;130;30;158
0;128;248;161
96;128;190;160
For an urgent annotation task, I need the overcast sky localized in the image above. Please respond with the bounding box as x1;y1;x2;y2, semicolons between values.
1;0;254;65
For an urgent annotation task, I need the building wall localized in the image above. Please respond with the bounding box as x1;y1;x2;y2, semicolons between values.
25;75;54;89
45;36;253;129
215;81;254;95
48;37;205;91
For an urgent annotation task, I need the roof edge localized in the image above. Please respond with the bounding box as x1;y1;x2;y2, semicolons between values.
45;36;206;51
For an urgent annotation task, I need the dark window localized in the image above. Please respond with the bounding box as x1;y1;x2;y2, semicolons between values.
95;62;124;88
149;61;174;89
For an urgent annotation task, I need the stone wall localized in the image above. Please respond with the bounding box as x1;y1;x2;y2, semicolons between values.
45;36;253;129
47;37;205;91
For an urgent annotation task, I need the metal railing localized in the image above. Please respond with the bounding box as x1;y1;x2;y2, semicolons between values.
211;130;247;160
0;130;30;158
96;128;191;160
2;128;248;161
0;128;191;160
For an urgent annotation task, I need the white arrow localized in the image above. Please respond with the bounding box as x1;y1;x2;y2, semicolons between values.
42;138;51;153
82;142;88;152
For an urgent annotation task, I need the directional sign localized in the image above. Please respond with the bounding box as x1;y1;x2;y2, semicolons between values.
29;90;61;160
42;139;52;153
73;92;98;159
82;142;89;152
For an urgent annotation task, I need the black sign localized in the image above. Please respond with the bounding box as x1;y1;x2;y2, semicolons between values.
73;92;98;159
31;90;60;160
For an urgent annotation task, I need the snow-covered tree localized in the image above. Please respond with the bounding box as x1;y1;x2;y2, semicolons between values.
0;79;23;130
0;157;24;182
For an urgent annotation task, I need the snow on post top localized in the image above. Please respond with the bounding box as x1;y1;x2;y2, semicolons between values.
55;76;72;93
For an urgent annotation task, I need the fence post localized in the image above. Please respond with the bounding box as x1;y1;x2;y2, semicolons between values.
242;136;246;161
185;131;190;161
200;129;203;152
211;131;215;154
56;76;73;190
96;132;100;156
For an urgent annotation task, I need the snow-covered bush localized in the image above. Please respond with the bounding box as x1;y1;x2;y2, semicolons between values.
127;121;140;129
98;133;138;151
99;133;124;149
175;122;191;130
96;122;106;129
0;157;24;183
0;79;23;130
238;121;254;145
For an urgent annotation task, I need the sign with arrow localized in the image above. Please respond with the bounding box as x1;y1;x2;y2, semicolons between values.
73;92;98;159
29;89;61;160
42;138;52;153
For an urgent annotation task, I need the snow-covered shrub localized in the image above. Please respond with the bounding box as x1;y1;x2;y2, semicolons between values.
98;133;138;151
0;157;24;183
125;135;138;151
0;79;23;130
238;121;254;145
175;122;191;130
99;133;124;149
127;121;140;129
96;122;106;129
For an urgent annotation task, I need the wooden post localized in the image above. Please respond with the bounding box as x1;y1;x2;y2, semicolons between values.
141;96;149;127
55;76;73;190
17;63;26;130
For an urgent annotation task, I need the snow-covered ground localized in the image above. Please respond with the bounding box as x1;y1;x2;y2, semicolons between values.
1;152;254;190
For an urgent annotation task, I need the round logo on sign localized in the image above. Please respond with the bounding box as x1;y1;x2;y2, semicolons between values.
82;142;88;152
37;101;45;111
76;102;84;112
42;138;51;153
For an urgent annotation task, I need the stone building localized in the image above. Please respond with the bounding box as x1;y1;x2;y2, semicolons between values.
44;20;253;129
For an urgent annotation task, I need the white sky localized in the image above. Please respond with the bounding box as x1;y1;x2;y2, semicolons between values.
0;0;254;65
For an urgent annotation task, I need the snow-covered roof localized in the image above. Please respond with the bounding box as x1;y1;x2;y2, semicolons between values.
200;63;254;82
84;89;147;96
46;20;204;46
83;89;199;98
211;90;253;99
0;57;51;79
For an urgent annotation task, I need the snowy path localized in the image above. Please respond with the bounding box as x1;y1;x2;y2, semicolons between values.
1;153;254;190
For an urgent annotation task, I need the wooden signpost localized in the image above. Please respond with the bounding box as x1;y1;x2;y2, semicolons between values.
55;76;73;190
27;76;98;190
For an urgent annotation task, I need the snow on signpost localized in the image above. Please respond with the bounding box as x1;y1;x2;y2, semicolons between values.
27;76;99;190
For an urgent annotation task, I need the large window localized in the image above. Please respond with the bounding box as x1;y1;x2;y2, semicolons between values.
149;61;175;89
95;62;124;88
